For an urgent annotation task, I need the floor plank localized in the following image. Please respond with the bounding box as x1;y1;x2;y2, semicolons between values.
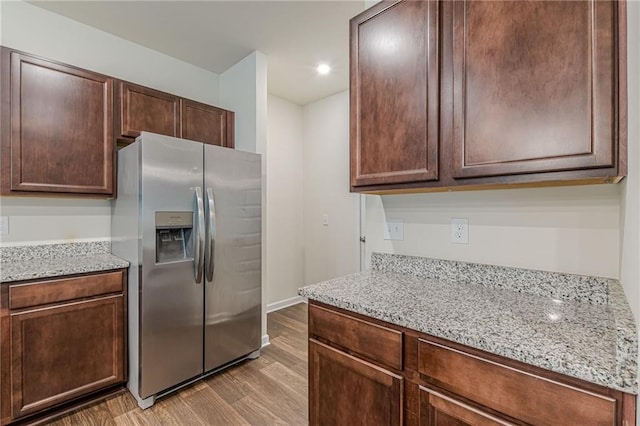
178;385;249;426
45;303;308;425
231;393;290;426
259;362;308;398
227;361;307;424
272;303;307;325
203;371;250;405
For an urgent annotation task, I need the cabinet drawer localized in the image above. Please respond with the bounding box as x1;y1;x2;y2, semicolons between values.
420;386;515;426
417;339;617;425
9;271;123;309
309;304;403;370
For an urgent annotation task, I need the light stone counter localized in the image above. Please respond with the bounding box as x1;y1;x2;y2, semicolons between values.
299;252;637;394
1;241;129;283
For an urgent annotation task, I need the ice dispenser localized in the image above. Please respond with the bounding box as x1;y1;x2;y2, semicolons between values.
155;211;194;263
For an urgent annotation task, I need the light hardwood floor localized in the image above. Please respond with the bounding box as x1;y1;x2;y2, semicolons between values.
48;302;309;425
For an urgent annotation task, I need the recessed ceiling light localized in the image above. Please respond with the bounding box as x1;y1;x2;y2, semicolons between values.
317;64;331;75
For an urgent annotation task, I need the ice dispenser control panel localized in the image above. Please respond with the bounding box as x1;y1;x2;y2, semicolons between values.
155;211;194;263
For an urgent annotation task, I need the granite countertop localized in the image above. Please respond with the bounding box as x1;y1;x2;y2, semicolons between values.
299;253;638;394
0;241;129;283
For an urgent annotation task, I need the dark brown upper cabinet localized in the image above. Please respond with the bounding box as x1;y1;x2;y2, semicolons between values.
181;99;235;148
1;46;236;198
452;0;616;179
1;47;114;196
118;81;180;141
350;0;439;188
117;82;236;149
350;0;627;194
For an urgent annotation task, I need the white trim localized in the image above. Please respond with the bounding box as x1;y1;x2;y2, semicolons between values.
261;334;270;348
266;296;306;313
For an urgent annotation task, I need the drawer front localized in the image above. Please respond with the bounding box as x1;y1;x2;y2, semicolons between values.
9;271;123;309
418;339;617;425
420;386;515;426
309;304;403;370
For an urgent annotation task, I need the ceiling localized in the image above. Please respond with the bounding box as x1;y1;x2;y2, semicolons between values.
29;1;365;106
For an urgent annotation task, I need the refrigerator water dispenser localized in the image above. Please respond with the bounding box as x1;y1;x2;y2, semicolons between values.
155;211;194;263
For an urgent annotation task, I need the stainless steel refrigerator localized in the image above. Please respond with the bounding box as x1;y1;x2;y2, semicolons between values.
111;132;262;409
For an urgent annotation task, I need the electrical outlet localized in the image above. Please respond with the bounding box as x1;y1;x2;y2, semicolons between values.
451;218;468;244
384;219;404;241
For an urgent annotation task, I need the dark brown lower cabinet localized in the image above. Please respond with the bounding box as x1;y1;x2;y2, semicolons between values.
416;338;619;425
11;295;124;419
419;386;513;426
309;339;403;426
0;270;127;425
308;301;636;426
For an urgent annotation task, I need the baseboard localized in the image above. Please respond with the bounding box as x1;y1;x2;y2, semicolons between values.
261;334;270;348
266;296;306;313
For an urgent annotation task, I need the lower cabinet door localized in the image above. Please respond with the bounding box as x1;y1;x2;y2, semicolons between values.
420;386;514;426
10;295;124;419
309;338;403;426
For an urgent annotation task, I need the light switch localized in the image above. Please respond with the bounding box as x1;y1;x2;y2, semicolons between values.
0;216;8;235
384;219;404;241
322;214;329;226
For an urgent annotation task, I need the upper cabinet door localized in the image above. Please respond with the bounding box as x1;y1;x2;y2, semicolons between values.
452;0;616;179
5;50;114;195
350;0;439;188
119;81;179;139
181;99;234;148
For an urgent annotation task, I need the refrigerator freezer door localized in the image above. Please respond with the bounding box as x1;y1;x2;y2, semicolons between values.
204;145;262;372
140;133;205;398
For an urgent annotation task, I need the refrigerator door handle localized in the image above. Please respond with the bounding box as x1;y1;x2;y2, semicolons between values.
206;187;216;282
194;187;205;284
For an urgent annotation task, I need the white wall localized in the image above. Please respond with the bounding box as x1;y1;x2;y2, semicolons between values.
619;0;640;407
0;1;219;104
220;52;268;154
266;95;304;305
0;198;111;245
365;185;621;278
219;51;269;341
263;90;361;303
620;0;640;319
303;91;360;285
300;83;621;283
0;1;220;245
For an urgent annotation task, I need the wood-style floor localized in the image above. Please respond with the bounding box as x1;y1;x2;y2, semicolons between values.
48;303;309;425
